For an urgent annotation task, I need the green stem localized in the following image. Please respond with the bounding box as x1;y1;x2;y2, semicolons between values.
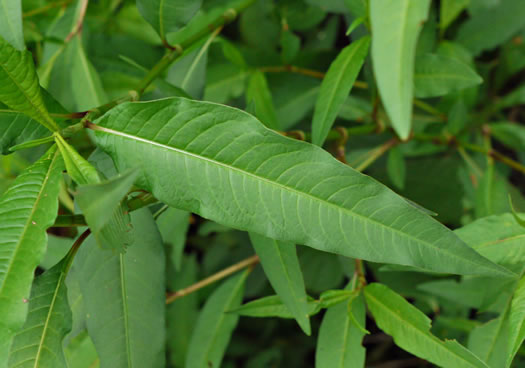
355;138;398;172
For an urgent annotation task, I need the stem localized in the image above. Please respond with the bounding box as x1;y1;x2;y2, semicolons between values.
166;255;260;304
65;0;89;42
23;0;71;18
355;138;398;172
461;143;525;175
64;229;91;273
354;259;367;289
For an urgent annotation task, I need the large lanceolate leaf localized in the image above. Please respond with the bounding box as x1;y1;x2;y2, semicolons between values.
0;146;63;362
137;0;202;40
316;294;366;368
186;271;248;368
74;209;166;368
249;233;310;334
0;36;58;132
364;283;489;368
0;0;24;50
311;36;369;146
370;0;431;139
8;257;73;368
90;97;512;278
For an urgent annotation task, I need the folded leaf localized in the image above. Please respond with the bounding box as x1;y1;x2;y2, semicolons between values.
74;209;166;368
370;0;431;139
55;134;100;185
0;36;58;131
8;257;73;368
312;36;369;146
364;283;489;368
186;270;248;368
249;233;310;334
316;294;366;368
0;146;63;361
91;97;514;278
76;169;138;252
414;53;482;98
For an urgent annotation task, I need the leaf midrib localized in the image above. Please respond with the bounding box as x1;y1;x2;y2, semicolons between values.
92;123;510;277
365;290;489;368
0;149;60;299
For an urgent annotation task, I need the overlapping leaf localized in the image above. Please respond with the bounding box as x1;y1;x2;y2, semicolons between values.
370;0;431;139
8;257;72;368
364;283;489;368
90;97;512;277
0;36;58;131
0;146;63;361
0;0;24;50
250;233;310;334
74;209;166;368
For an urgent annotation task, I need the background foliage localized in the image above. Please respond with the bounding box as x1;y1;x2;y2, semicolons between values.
1;0;525;367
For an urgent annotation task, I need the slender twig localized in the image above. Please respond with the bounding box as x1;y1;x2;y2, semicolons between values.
64;229;91;272
166;255;260;304
355;138;398;172
461;142;525;175
65;0;89;42
23;0;71;18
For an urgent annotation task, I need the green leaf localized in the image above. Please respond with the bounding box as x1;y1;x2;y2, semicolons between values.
76;169;138;252
167;40;209;99
8;256;72;368
230;295;320;319
69;37;108;111
280;30;301;64
55;134;100;185
167;255;199;367
89;97;514;278
440;0;469;32
490;122;525;151
468;315;510;368
249;233;311;334
74;209;166;368
0;36;58;131
246;71;280;130
455;213;525;267
386;146;406;190
156;207;190;271
311;36;369;146
64;331;99;368
364;283;490;368
316;294;366;368
137;0;201;40
370;0;431;139
456;0;525;56
414;53;482;98
0;0;23;50
0;145;63;360
507;274;525;366
186;270;248;368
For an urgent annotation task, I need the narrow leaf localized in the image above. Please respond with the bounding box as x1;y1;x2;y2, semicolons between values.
507;274;525;366
186;271;248;368
137;0;201;40
249;233;311;334
246;71;280;130
0;0;23;50
364;283;489;368
414;53;482;98
312;36;369;146
55;134;100;185
0;146;63;359
8;257;73;368
230;295;320;319
370;0;431;139
75;209;166;368
0;36;58;131
386;146;406;190
89;97;514;278
316;294;366;368
440;0;469;32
